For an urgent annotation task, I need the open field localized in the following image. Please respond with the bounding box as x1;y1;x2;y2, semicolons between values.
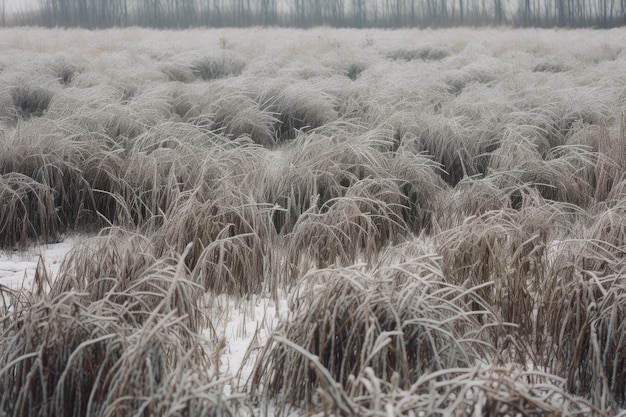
1;27;626;416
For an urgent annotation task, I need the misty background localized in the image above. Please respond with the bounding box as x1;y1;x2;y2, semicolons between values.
2;0;626;30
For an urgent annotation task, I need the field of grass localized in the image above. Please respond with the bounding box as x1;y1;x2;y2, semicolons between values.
1;26;626;416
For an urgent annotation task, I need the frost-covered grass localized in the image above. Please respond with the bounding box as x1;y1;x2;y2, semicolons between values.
1;26;626;416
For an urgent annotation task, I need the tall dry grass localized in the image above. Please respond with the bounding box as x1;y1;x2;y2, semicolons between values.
0;249;238;417
0;173;59;249
153;187;276;296
544;202;626;411
1;27;626;416
434;196;581;365
294;365;603;417
250;261;497;411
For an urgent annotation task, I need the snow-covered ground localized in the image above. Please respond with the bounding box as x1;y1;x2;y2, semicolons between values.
0;237;79;290
215;294;288;387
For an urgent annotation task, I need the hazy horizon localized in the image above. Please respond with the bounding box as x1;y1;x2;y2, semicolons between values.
5;0;39;14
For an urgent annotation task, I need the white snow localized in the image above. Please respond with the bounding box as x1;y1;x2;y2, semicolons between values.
0;236;81;290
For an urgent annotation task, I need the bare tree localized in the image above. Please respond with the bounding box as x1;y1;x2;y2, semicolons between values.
352;0;366;26
15;0;626;30
494;0;503;23
260;0;277;25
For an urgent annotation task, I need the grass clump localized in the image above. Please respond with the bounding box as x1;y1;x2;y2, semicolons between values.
593;113;626;202
50;229;204;331
154;188;276;296
436;201;558;350
97;104;146;141
0;173;60;249
388;152;445;233
206;90;278;147
305;365;602;417
257;132;373;234
346;62;366;81
532;61;572;73
10;85;54;119
50;58;83;86
257;81;339;141
546;255;626;411
116;148;187;228
402;114;487;186
286;178;410;276
0;291;236;417
250;262;495;411
489;138;597;208
191;52;246;81
438;176;510;229
259;131;443;235
0;118;105;234
160;62;196;83
386;47;450;62
0;231;237;417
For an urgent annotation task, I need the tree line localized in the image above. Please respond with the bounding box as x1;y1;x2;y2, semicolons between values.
5;0;626;29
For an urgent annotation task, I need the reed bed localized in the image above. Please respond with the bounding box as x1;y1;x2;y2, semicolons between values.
1;27;626;416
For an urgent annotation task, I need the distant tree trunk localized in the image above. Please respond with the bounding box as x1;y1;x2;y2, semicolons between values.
440;0;445;21
77;0;86;26
524;0;530;25
353;0;366;27
315;0;323;24
426;0;435;21
395;0;402;26
261;0;276;25
293;0;306;26
383;0;391;25
153;0;160;26
213;0;222;26
556;0;565;25
371;0;379;25
494;0;503;24
122;0;128;25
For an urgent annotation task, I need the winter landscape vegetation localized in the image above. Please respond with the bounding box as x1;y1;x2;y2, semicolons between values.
1;1;626;416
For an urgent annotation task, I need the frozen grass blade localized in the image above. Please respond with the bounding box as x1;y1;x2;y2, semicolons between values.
250;261;498;411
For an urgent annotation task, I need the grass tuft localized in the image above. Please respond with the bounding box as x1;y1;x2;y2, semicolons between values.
257;81;339;141
546;255;626;411
533;61;572;73
386;47;450;62
436;202;560;353
10;85;54;119
286;178;411;277
0;173;60;249
0;290;235;417
154;189;276;296
191;52;246;81
251;262;495;410
310;365;602;417
160;62;196;83
206;90;278;147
